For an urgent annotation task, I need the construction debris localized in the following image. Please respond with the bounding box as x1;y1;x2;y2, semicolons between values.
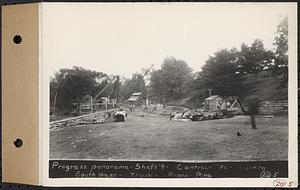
204;95;245;114
170;108;233;122
50;109;119;130
136;112;145;117
113;111;127;122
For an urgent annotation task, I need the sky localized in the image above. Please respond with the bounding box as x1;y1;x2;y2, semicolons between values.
42;3;294;78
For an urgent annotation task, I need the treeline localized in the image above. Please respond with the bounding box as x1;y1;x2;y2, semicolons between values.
50;16;288;111
150;16;288;103
50;67;112;111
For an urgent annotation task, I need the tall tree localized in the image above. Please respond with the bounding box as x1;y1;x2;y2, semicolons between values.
273;16;288;88
237;39;274;75
195;48;244;98
50;66;108;112
149;69;166;100
120;73;146;100
150;57;192;102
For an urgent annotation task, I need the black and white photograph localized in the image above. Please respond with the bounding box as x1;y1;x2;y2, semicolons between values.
44;3;296;182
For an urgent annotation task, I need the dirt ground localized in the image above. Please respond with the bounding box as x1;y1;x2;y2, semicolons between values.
50;112;288;161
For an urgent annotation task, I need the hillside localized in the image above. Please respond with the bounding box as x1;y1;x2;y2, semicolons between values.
240;72;288;103
171;71;288;109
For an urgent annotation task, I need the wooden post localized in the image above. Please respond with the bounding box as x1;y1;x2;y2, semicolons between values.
105;97;108;110
108;96;110;109
53;91;58;115
90;96;93;113
113;99;116;108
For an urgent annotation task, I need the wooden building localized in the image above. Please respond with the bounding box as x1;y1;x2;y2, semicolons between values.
204;95;223;111
128;92;145;106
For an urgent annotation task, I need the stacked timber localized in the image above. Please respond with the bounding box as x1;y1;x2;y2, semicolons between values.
258;100;288;115
50;109;118;130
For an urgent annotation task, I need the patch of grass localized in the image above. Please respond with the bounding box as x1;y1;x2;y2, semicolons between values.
50;113;288;161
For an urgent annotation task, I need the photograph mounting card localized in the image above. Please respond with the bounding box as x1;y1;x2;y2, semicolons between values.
2;2;298;188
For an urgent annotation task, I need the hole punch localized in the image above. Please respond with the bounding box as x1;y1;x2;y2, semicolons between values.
13;138;23;148
13;35;22;44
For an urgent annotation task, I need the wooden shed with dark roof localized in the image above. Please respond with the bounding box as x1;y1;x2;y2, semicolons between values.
128;92;145;106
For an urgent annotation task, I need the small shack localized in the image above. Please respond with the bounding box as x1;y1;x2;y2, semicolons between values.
204;95;223;111
128;92;145;106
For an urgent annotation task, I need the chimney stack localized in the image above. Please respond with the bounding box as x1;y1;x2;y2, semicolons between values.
208;89;212;97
